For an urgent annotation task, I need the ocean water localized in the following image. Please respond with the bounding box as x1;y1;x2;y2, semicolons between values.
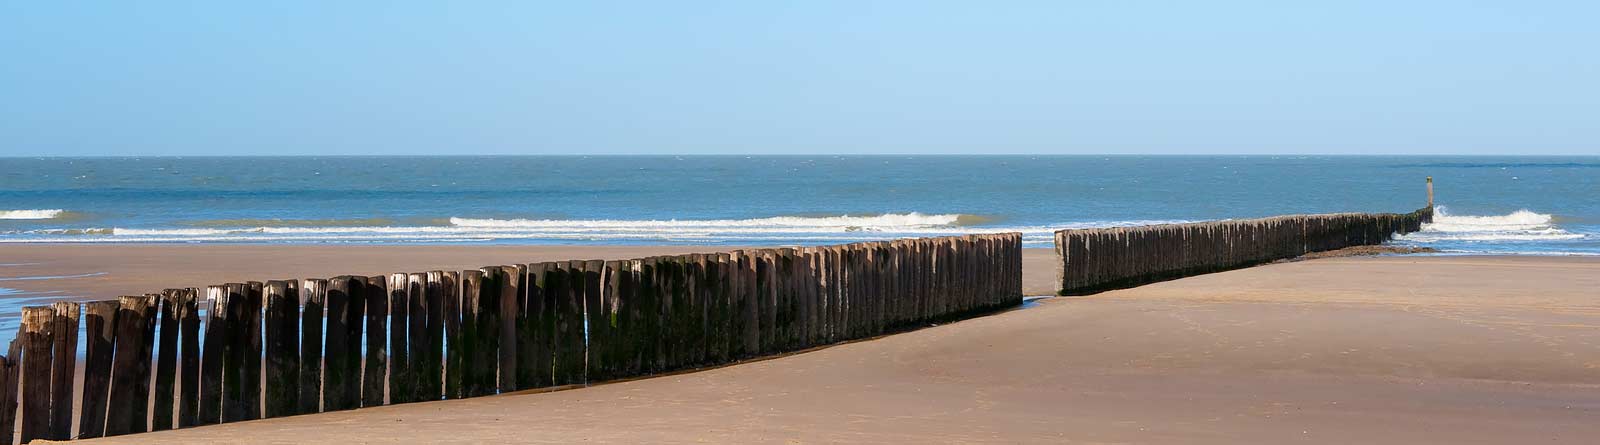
0;155;1595;255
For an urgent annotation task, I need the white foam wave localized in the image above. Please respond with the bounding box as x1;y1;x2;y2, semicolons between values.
1397;207;1585;243
0;209;64;220
449;213;967;229
1;213;1195;246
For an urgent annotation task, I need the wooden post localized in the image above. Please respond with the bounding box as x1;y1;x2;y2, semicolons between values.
152;292;180;431
587;261;613;380
409;272;432;401
621;259;642;376
596;260;619;377
78;300;119;438
340;277;365;409
322;277;353;411
1;340;19;445
0;351;14;445
19;307;54;443
220;285;246;423
554;262;584;385
177;289;201;428
581;259;604;379
498;266;520;392
424;271;449;401
709;254;729;364
458;269;484;396
638;258;662;373
460;268;489;398
656;257;673;371
668;257;686;368
386;273;409;404
297;279;326;415
264;280;301;418
47;302;79;440
443;271;464;399
1427;176;1434;208
473;266;501;396
364;276;389;407
240;283;265;421
107;295;155;435
197;287;226;425
742;252;759;356
517;264;547;389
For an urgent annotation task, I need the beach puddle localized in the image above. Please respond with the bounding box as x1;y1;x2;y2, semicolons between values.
1019;295;1054;309
0;271;107;282
0;271;105;345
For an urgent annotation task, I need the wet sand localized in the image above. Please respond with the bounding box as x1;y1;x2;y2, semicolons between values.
35;252;1595;444
0;245;1066;302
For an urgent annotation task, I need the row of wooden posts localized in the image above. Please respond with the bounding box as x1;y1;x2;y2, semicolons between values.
0;233;1023;443
1054;207;1433;295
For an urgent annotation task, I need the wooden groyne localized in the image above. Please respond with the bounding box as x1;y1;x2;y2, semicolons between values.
1054;208;1433;295
0;234;1021;443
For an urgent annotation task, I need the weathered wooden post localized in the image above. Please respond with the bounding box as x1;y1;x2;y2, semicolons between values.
443;270;464;399
498;265;521;392
516;265;541;389
425;271;450;400
582;259;605;378
459;269;486;397
622;259;647;375
595;260;622;380
47;302;79;440
298;279;326;415
386;273;409;404
739;252;758;358
0;350;14;445
264;281;301;418
1426;176;1434;208
198;287;227;425
344;278;368;408
524;264;554;389
107;295;156;435
638;259;656;374
363;276;389;407
177;289;201;428
687;255;706;364
19;307;54;443
411;272;434;401
78;300;119;438
323;278;353;411
1;340;19;445
554;261;584;385
241;282;264;421
479;267;504;394
476;266;503;395
717;253;733;362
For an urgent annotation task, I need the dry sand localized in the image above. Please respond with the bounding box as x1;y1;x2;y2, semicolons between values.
4;247;1596;443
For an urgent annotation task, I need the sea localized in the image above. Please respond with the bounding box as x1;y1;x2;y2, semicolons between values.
0;155;1596;342
2;155;1596;254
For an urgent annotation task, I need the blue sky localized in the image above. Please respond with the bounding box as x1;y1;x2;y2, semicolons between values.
2;1;1595;156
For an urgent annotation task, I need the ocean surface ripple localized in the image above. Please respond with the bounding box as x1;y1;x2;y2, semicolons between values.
1;156;1594;254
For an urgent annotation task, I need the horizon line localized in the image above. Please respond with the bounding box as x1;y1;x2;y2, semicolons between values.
3;153;1597;159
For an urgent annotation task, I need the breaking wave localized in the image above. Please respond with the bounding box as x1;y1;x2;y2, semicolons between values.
0;209;65;220
0;213;1188;246
1396;207;1585;243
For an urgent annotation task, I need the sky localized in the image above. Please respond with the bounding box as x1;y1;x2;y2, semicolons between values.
1;1;1596;156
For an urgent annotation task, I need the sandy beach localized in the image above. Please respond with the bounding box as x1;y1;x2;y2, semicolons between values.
6;248;1584;444
0;245;1063;305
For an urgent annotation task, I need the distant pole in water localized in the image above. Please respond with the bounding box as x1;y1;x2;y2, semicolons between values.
1426;176;1434;208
